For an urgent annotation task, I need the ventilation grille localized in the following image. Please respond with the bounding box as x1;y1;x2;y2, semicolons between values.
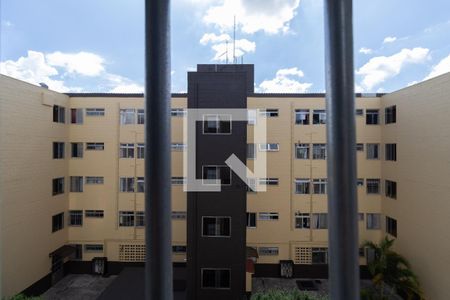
294;247;312;264
119;244;146;262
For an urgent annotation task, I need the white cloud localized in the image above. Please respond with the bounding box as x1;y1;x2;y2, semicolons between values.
203;0;301;34
407;80;418;87
383;36;397;44
200;33;231;45
200;33;255;61
0;50;76;92
0;50;142;93
356;47;430;91
424;54;450;80
359;47;373;55
46;51;105;76
258;67;312;93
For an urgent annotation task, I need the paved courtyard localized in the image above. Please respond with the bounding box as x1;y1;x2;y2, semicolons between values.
42;274;117;300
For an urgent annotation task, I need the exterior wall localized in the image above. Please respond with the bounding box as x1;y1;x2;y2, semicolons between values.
0;76;70;297
246;96;382;265
380;73;450;300
2;71;449;299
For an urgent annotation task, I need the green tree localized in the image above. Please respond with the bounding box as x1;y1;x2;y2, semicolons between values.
362;237;424;299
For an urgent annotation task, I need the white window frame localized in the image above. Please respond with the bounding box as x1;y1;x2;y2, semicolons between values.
295;143;309;159
295;213;311;229
171;177;186;185
259;109;278;117
120;109;136;125
312;144;326;159
119;177;135;192
85;108;105;116
258;178;279;185
313;178;327;194
258;247;279;256
313;109;326;124
120;143;135;158
295;179;310;194
258;143;279;152
85;176;104;185
86;143;104;151
259;212;279;221
171;108;186;117
295;109;310;125
202;165;232;186
202;114;232;135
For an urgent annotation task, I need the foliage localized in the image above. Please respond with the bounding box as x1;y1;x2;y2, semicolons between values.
250;289;327;300
362;236;424;299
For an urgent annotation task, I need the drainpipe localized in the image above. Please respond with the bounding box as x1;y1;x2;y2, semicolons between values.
144;0;173;299
324;0;359;299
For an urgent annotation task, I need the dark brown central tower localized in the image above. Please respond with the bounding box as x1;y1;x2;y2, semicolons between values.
186;64;254;299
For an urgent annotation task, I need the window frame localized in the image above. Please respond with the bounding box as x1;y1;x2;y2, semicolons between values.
258;143;279;152
259;212;279;221
53;142;65;159
202;165;231;186
69;210;83;226
312;109;326;124
201;268;231;290
201;216;231;238
85;108;105;117
86;143;104;151
52;177;65;195
295;109;310;125
295;212;311;229
202;114;232;135
366;109;379;125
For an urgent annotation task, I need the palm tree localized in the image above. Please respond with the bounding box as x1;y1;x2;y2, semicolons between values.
362;237;424;299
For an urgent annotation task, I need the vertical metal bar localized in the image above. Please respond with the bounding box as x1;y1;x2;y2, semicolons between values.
324;0;359;299
145;0;173;299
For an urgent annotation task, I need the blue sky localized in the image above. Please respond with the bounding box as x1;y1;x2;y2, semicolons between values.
1;0;450;93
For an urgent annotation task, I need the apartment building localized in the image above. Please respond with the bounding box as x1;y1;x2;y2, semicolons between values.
0;66;449;299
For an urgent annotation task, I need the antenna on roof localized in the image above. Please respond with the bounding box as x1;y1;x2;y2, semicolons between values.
233;15;236;64
226;40;229;64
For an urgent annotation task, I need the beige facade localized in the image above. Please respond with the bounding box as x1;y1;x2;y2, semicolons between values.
1;72;450;298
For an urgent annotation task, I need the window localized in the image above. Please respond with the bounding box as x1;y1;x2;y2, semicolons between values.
258;178;279;185
366;143;379;159
312;213;328;229
247;143;256;159
385;144;397;161
70;176;83;192
53;105;65;123
85;244;104;252
203;114;231;134
312;248;328;264
171;108;186;117
385;180;397;199
71;142;83;158
313;109;327;125
385;105;396;124
120;109;136;124
172;211;187;220
258;247;279;256
52;178;65;195
53;142;65;159
202;216;231;237
259;109;278;117
367;213;381;229
366;109;379;125
120;177;135;192
201;269;230;289
295;213;310;229
357;178;364;187
386;216;397;237
52;213;64;232
137;109;145;124
259;143;279;152
137;143;145;159
366;179;380;194
312;144;326;159
171;177;185;185
247;109;256;125
259;212;279;220
356;143;364;152
171;143;185;151
85;176;103;185
85;108;105;116
359;248;365;257
355;109;364;116
295;179;310;194
119;211;135;226
313;179;327;194
69;210;83;226
246;213;256;228
85;210;104;218
71;108;83;124
135;211;145;227
173;245;187;253
86;143;104;150
202;166;231;185
120;143;135;158
358;213;365;221
295;109;310;125
137;177;145;193
295;144;309;159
